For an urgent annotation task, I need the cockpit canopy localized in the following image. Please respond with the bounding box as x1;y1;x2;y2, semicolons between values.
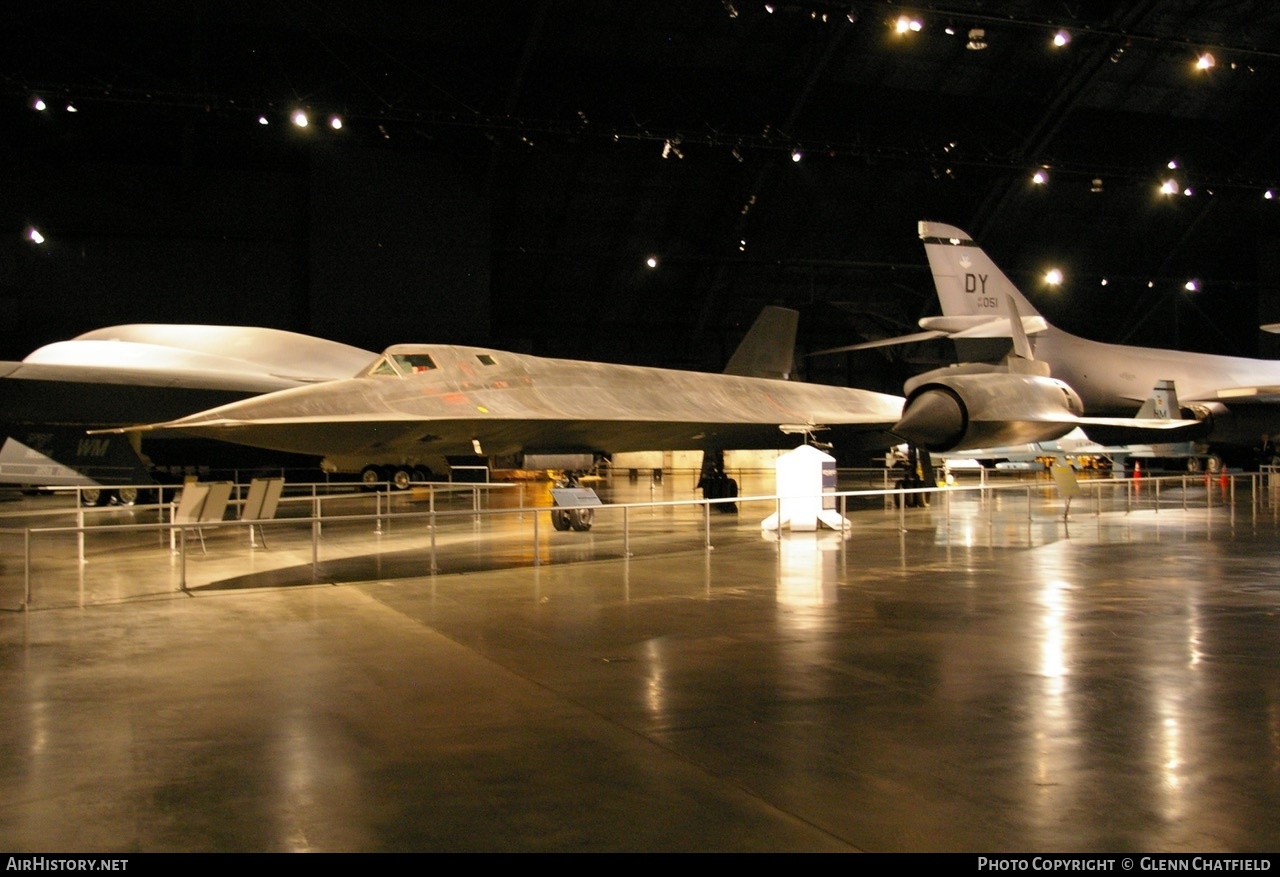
364;351;439;378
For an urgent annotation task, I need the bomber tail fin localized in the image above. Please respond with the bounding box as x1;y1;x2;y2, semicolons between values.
723;306;798;380
917;221;1045;325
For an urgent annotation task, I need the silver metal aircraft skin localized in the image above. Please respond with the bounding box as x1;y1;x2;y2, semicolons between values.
106;305;1194;471
108;312;910;469
913;220;1280;450
0;325;376;487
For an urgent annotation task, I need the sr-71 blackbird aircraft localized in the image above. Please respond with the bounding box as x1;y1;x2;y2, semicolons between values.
100;306;1192;494
915;220;1280;460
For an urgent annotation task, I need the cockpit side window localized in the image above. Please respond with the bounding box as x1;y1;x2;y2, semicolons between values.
369;357;399;377
368;352;438;377
393;353;438;374
476;354;496;366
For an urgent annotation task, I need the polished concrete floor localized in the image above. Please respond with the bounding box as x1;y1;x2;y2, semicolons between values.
0;471;1278;852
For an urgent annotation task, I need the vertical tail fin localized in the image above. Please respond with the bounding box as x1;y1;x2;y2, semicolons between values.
723;306;798;379
917;221;1044;322
1135;380;1180;419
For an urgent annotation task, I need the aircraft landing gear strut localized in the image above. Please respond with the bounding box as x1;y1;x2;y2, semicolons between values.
697;449;739;513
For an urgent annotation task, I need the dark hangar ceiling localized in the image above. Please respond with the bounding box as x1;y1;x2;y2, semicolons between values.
2;1;1280;394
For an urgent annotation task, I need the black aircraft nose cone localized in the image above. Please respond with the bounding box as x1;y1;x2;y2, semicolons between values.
894;389;964;451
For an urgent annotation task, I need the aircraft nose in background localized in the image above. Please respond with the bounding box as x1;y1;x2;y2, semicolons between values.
894;389;964;450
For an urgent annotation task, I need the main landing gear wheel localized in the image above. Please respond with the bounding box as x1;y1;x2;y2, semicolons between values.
390;467;414;491
551;508;594;531
360;465;382;491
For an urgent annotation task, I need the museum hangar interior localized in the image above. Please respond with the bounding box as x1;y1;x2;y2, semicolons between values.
1;1;1279;853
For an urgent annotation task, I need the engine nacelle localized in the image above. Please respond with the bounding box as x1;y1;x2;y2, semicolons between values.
894;369;1084;452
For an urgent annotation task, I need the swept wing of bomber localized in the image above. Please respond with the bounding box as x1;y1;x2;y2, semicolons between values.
0;324;377;493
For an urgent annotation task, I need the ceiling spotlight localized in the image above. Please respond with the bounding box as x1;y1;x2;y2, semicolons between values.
65;103;77;113
1053;31;1069;47
1160;179;1179;195
791;148;803;163
1147;280;1155;288
1031;170;1047;185
329;115;343;130
1183;187;1194;197
31;97;46;111
944;26;956;35
1196;52;1215;70
292;110;309;128
966;28;986;50
1167;160;1178;170
1184;279;1200;292
1091;178;1104;193
26;227;45;245
1265;190;1275;200
645;256;659;269
722;0;738;18
895;15;921;34
764;3;774;12
257;115;269;126
1045;268;1063;286
1100;278;1109;286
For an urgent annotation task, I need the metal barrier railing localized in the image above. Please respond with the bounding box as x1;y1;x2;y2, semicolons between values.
0;471;1268;611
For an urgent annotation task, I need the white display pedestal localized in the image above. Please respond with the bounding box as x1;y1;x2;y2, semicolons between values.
760;444;849;532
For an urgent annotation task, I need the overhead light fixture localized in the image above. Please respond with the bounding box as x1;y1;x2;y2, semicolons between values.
1183;187;1194;197
1100;278;1109;286
645;256;659;269
1265;190;1275;200
292;110;309;128
26;227;45;245
1167;159;1179;169
1045;268;1063;286
257;115;269;126
1091;178;1104;193
1184;279;1200;292
1196;52;1215;70
791;148;803;163
329;115;343;130
31;97;46;111
1160;179;1179;195
722;0;738;18
966;28;987;50
764;3;774;12
1031;170;1047;185
895;15;921;34
1053;31;1070;48
65;103;78;113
